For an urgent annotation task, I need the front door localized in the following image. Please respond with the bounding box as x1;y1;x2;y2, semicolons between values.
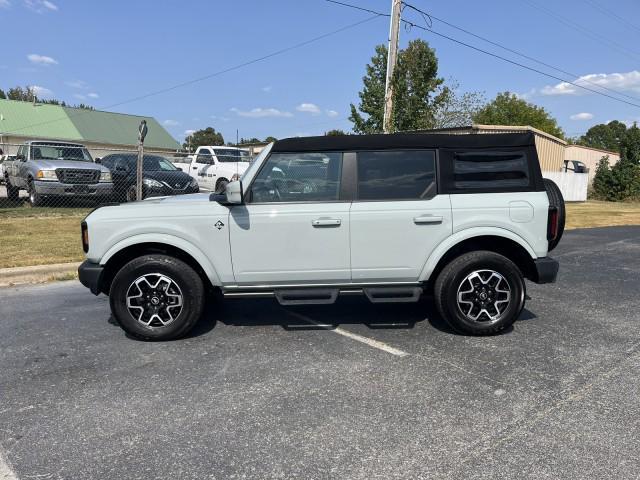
349;149;452;282
229;151;350;285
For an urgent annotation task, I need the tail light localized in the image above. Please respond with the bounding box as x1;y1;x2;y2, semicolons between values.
547;206;559;241
81;221;89;253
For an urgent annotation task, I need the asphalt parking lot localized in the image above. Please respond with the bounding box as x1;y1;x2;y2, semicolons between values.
1;226;639;479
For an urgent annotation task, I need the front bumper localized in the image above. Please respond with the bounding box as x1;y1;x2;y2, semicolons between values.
35;180;113;197
78;260;104;295
532;257;559;284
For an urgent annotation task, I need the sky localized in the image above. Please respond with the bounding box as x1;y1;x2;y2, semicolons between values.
1;0;640;144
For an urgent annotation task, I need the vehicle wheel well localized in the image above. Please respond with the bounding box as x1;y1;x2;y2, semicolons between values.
100;242;213;295
428;236;536;288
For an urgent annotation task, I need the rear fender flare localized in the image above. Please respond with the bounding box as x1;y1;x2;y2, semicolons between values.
419;227;537;281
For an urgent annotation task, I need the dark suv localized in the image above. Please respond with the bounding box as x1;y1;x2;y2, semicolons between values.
100;154;199;202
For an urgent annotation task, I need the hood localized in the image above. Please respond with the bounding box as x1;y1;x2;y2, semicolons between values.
145;170;194;188
31;159;109;172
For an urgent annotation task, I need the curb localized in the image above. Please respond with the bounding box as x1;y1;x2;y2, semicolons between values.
0;262;81;287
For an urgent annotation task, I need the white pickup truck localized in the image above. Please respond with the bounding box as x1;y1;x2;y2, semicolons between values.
173;146;251;192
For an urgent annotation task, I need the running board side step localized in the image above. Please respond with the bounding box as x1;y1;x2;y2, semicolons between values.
364;287;422;303
222;285;423;305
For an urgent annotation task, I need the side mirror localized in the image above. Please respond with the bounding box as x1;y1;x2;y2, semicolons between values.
211;180;243;205
95;158;101;164
177;167;183;172
225;180;244;204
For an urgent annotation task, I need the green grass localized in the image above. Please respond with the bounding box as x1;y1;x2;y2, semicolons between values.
566;200;640;230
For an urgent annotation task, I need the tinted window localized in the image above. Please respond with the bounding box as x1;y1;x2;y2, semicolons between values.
101;156;115;168
197;149;213;164
453;151;528;189
357;150;436;200
251;152;342;203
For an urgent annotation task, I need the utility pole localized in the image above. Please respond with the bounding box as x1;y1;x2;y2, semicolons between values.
383;0;402;134
136;120;148;201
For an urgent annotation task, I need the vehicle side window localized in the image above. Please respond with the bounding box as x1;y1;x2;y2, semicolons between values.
250;152;343;203
356;150;436;200
197;149;213;164
101;157;115;169
452;151;529;189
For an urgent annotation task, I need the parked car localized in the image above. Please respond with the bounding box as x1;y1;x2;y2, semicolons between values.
3;141;112;206
78;132;564;341
100;154;199;202
172;146;252;193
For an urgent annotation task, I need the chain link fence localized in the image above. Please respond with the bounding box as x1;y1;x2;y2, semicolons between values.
0;141;256;209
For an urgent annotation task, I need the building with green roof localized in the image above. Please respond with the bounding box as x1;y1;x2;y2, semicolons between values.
0;99;180;158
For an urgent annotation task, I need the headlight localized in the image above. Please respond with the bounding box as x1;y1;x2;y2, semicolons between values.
143;178;163;188
99;171;112;183
188;178;198;187
36;170;57;181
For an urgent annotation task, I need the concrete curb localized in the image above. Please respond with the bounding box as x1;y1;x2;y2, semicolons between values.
0;262;81;287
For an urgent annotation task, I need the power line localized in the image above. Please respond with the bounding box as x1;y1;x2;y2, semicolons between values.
520;0;640;62
582;0;640;34
3;15;383;136
402;3;640;104
325;0;640;110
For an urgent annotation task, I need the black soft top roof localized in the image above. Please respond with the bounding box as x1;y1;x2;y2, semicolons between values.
272;132;536;153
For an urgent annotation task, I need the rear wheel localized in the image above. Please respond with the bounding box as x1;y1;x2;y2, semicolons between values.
6;178;20;202
543;178;565;251
109;255;205;341
434;251;525;335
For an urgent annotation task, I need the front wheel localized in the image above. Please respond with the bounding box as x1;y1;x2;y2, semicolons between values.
28;180;44;207
109;255;205;340
434;251;525;335
6;178;20;202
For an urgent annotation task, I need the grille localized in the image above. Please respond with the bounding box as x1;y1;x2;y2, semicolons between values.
56;169;100;184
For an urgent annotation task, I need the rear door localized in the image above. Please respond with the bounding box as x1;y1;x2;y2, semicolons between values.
349;149;452;282
229;151;351;284
192;149;216;190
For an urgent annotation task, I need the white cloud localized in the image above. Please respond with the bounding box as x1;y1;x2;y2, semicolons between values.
24;0;57;12
541;70;640;96
296;103;321;115
230;107;293;118
87;92;99;99
570;112;594;121
28;53;58;66
262;86;272;92
184;129;196;136
325;109;339;117
0;0;11;9
30;85;53;98
163;119;180;127
66;80;88;89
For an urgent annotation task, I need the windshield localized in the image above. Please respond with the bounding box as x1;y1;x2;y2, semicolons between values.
30;144;93;162
122;155;178;171
214;148;251;163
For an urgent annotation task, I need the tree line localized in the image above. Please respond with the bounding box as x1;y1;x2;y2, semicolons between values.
0;85;94;110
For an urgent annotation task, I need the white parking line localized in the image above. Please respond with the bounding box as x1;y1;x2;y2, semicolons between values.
0;448;17;480
286;311;410;357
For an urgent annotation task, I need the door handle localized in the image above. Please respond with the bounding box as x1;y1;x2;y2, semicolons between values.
413;215;443;225
192;166;198;169
312;218;341;227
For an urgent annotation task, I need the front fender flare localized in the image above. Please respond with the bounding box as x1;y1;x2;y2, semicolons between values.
100;233;221;286
419;227;537;282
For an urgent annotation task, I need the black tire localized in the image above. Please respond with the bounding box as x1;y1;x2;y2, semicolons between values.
27;180;44;207
6;178;20;202
434;251;526;336
215;178;228;194
543;178;565;251
109;255;205;341
125;185;139;202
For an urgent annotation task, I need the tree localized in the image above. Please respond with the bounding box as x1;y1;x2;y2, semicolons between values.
473;92;565;139
183;127;224;151
349;40;451;133
432;79;485;129
7;86;35;102
0;89;5;99
579;120;627;152
592;123;640;200
325;129;346;136
264;136;278;143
